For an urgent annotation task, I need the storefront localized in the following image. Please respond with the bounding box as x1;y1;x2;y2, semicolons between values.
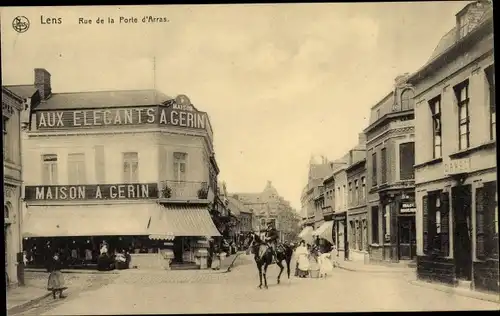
312;220;334;251
416;169;498;293
22;183;167;269
370;189;416;263
148;204;221;269
347;211;368;262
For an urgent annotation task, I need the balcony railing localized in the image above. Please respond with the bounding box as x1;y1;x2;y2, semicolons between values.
159;180;209;201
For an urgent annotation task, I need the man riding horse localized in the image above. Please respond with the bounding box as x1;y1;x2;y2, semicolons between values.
264;221;279;263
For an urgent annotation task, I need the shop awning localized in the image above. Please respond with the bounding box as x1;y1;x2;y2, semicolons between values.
148;205;221;240
22;203;159;238
312;220;334;244
298;226;314;244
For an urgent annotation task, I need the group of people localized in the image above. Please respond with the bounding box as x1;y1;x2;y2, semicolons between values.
294;240;335;278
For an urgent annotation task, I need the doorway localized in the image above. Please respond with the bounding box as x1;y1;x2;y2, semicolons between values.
398;216;416;260
173;237;183;263
452;185;472;281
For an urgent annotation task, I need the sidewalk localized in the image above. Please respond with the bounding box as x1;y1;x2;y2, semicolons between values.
333;254;416;273
6;285;51;314
25;268;119;274
409;279;500;304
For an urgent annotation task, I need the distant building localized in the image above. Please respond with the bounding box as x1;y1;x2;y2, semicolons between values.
231;181;299;241
346;137;368;262
408;1;496;293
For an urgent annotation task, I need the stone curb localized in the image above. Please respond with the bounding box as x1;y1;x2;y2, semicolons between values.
26;268;120;274
408;280;500;304
7;292;52;315
336;264;415;273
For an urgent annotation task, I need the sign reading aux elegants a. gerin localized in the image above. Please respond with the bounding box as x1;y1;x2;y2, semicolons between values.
36;103;207;130
24;183;158;201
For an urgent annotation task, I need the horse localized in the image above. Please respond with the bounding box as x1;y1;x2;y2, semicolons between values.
248;232;293;289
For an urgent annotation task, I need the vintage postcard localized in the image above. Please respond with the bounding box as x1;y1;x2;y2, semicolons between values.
2;2;498;315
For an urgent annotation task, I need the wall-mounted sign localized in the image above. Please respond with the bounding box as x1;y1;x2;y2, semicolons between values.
35;104;207;131
444;157;471;176
400;207;416;213
24;183;158;201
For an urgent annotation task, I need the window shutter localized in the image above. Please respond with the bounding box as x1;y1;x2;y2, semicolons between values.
476;187;486;259
422;195;429;254
440;191;450;257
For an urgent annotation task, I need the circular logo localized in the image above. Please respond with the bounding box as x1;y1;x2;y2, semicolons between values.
12;16;30;33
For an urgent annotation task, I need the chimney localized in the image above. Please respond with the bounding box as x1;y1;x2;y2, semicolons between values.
34;68;52;100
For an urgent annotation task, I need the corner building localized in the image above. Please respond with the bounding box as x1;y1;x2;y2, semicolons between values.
408;2;497;293
20;68;221;270
364;74;417;264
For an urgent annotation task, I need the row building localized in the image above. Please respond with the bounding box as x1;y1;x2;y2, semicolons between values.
299;0;496;295
407;1;497;293
231;181;300;242
9;68;223;271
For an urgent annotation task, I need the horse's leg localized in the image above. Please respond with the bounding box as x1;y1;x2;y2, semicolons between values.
263;262;269;289
276;258;284;285
257;262;263;289
286;257;291;279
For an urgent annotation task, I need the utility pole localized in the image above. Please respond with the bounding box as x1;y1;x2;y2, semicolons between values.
152;56;157;101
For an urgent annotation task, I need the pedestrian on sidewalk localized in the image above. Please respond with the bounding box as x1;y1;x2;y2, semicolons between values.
47;252;67;300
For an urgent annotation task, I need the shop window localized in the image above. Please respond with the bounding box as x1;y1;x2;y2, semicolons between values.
42;154;58;185
476;181;498;260
381;148;387;184
68;153;86;184
399;142;415;180
401;89;415;111
372;152;378;186
371;206;379;244
429;96;442;159
485;65;496;141
454;80;470;151
422;190;450;257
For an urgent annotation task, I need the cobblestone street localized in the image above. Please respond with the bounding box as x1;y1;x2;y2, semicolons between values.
14;255;499;315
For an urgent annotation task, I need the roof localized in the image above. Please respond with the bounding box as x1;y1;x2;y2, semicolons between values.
227;196;252;216
427;27;457;62
14;89;173;110
3;85;38;99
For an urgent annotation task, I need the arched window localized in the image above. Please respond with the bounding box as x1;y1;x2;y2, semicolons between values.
401;89;415;110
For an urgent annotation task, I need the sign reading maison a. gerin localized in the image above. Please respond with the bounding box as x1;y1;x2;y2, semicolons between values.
24;183;158;201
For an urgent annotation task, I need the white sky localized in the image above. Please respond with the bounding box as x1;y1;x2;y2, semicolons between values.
1;2;469;211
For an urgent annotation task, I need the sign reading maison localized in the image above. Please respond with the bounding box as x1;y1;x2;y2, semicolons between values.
24;183;159;201
36;104;207;130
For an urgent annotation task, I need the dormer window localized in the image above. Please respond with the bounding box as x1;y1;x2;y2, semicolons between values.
458;14;470;39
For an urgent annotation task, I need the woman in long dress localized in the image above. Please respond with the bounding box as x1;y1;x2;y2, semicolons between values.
294;240;310;278
318;251;334;278
47;253;67;299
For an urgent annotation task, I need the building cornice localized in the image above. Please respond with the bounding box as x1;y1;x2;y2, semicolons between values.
364;109;414;135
